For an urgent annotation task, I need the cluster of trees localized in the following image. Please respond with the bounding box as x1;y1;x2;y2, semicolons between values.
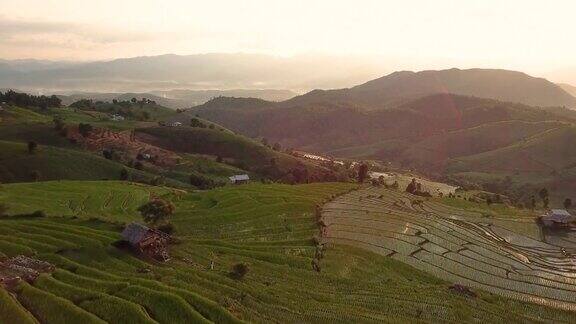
70;98;155;121
0;90;61;108
190;117;217;130
138;197;175;234
189;172;223;190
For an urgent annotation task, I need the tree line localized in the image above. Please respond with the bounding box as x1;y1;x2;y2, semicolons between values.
0;90;61;108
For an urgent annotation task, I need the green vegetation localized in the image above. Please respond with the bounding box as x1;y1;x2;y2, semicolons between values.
0;140;187;187
0;288;37;324
136;126;340;183
1;181;573;322
70;98;175;122
0;181;170;222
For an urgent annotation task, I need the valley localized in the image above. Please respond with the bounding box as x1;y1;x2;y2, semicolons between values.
1;65;576;323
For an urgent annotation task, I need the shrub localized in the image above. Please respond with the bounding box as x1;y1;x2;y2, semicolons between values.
30;170;41;182
138;198;175;227
189;173;216;190
230;263;249;280
134;161;144;170
157;223;175;235
78;123;93;137
120;168;129;180
30;210;46;218
27;141;38;154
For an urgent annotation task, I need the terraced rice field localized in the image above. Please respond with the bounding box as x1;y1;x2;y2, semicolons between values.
1;181;575;323
0;181;171;222
322;186;576;312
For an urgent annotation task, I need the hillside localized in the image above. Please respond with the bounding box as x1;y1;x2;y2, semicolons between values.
57;89;297;109
1;181;574;322
289;68;576;109
135;126;344;183
559;83;576;97
185;93;575;153
0;181;170;222
0;140;188;188
183;92;576;203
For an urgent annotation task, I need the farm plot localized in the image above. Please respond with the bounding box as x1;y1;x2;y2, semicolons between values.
2;182;575;323
322;186;576;311
0;181;171;222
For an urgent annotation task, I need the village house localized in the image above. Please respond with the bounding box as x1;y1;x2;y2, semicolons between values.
229;174;250;184
121;223;171;262
167;121;182;127
540;209;574;228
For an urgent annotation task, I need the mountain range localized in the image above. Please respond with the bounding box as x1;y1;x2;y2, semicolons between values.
174;68;576;201
0;53;387;93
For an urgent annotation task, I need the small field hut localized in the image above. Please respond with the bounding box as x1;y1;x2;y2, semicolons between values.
229;174;250;185
540;209;574;228
121;223;171;262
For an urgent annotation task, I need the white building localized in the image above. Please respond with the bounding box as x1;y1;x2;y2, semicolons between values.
229;174;250;184
111;114;125;121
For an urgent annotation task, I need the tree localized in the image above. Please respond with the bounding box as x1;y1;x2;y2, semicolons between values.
564;198;572;209
272;142;281;151
406;178;417;194
30;170;41;182
358;163;368;183
53;115;65;131
530;196;536;210
138;198;175;227
103;150;113;160
190;173;215;190
134;161;144;170
78;123;93;137
230;262;249;280
120;168;129;180
190;118;203;128
538;188;549;201
131;97;137;103
27;141;38;154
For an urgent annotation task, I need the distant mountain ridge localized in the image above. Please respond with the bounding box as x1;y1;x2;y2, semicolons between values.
288;68;576;109
56;89;297;109
173;69;576;201
0;53;387;93
559;83;576;97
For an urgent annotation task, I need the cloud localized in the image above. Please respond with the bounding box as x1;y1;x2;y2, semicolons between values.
0;16;156;47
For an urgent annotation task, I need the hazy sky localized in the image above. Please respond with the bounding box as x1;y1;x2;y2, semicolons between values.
1;0;575;82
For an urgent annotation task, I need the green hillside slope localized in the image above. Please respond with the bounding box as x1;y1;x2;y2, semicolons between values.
136;126;342;183
0;182;573;322
0;140;187;187
0;181;170;222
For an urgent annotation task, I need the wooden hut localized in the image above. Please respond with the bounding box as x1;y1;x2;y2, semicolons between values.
121;223;171;262
540;209;574;228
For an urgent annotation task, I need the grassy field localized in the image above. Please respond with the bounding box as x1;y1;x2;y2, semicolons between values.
1;181;574;323
0;181;171;222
